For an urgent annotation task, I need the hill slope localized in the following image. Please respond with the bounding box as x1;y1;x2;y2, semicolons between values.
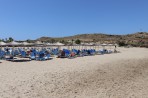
36;32;148;46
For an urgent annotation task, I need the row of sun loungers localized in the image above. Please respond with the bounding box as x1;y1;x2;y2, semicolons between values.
0;48;118;61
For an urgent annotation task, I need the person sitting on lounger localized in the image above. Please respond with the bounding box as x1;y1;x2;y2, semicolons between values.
87;50;91;55
61;50;65;57
57;50;65;58
77;50;80;55
70;52;75;57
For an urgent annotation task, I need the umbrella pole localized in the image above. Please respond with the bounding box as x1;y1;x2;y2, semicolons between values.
12;46;14;61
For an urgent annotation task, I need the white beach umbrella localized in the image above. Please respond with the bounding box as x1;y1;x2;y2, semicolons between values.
0;42;6;46
46;43;53;46
6;41;21;61
35;41;44;45
101;43;107;49
55;42;64;46
0;42;6;50
108;44;113;50
22;42;30;46
101;43;107;46
108;44;113;46
54;42;64;50
6;41;21;46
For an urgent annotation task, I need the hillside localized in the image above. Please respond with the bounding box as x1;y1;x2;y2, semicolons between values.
36;32;148;47
37;33;121;42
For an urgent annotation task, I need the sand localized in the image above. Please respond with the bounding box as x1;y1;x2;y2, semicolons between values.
0;47;148;98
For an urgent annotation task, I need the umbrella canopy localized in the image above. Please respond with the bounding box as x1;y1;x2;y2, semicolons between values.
0;42;6;46
35;41;44;45
22;42;33;46
46;43;54;46
6;41;21;46
101;43;107;46
54;42;64;46
108;44;113;46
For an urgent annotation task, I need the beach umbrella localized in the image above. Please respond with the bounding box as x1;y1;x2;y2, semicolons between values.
108;44;113;50
108;44;113;46
6;41;22;61
101;43;107;46
55;42;64;50
0;42;6;49
0;42;6;46
55;42;64;46
22;42;31;46
35;41;42;44
46;43;53;49
35;41;46;49
46;43;53;46
6;41;22;46
0;42;6;50
101;43;107;49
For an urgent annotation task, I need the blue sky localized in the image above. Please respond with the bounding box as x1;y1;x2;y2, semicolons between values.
0;0;148;40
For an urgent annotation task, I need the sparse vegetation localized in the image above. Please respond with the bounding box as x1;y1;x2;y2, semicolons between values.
118;41;127;47
75;39;81;44
8;37;14;42
0;32;147;47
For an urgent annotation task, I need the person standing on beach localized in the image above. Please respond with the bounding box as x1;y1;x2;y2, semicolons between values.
114;45;117;53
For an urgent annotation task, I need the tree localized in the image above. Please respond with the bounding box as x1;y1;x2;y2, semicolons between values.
71;39;74;45
60;40;65;43
8;37;14;42
51;39;56;43
118;41;127;47
26;39;31;43
75;39;81;44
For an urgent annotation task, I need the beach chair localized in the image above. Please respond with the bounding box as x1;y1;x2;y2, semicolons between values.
64;49;71;58
20;51;27;58
81;49;88;56
14;50;19;55
44;54;51;60
0;50;5;59
57;50;65;58
30;52;36;60
36;51;46;61
108;50;113;54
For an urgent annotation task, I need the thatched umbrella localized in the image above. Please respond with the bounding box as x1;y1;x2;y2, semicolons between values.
35;41;44;46
6;41;21;46
6;41;22;60
0;41;6;46
53;42;64;50
108;44;113;50
22;42;31;46
101;43;107;49
0;42;6;50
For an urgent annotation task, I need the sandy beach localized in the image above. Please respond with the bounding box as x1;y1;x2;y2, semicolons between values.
0;47;148;98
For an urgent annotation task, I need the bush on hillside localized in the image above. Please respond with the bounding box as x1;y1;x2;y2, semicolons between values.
118;41;127;47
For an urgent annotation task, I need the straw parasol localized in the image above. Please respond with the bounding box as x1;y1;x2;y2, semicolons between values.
101;43;107;49
46;43;53;46
6;41;22;61
0;42;6;50
53;42;64;50
22;42;30;46
6;41;21;46
34;41;45;46
0;42;6;46
54;42;64;46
